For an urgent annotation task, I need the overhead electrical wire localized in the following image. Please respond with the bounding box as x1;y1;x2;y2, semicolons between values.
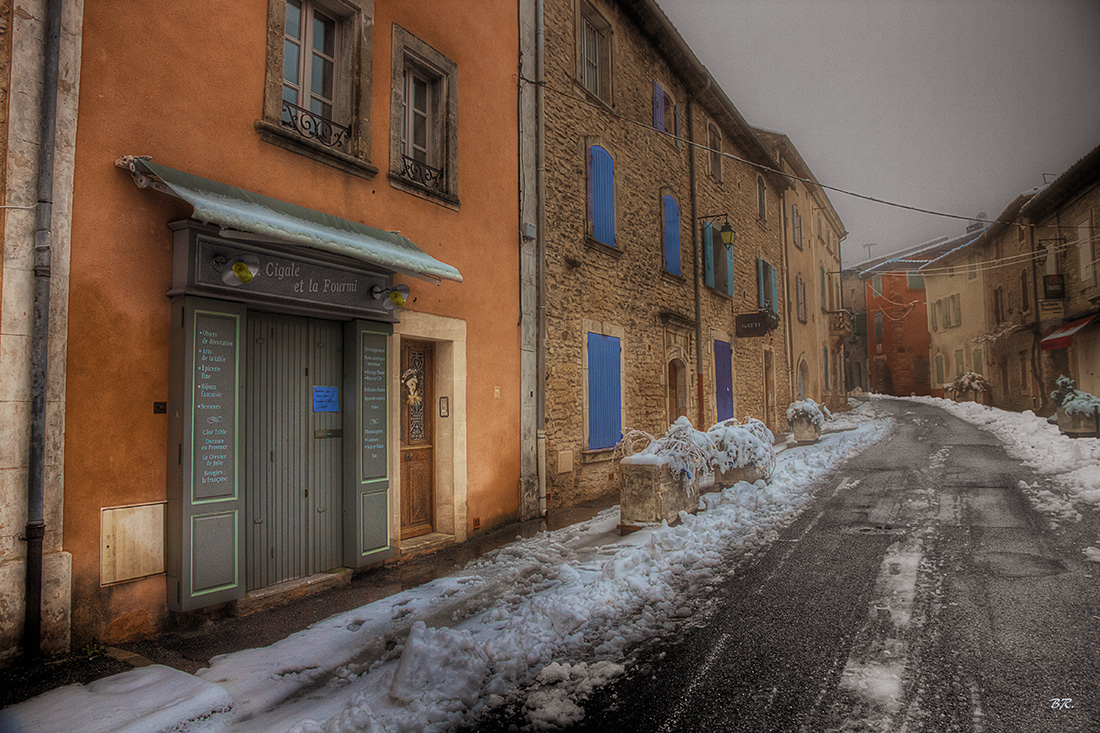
518;75;1069;235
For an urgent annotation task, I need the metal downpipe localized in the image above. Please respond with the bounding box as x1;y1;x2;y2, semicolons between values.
535;0;547;516
687;81;709;427
24;0;64;662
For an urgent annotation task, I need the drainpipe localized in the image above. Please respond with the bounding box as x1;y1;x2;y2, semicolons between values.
687;82;710;427
1027;216;1045;411
535;0;547;515
779;156;794;403
24;0;63;662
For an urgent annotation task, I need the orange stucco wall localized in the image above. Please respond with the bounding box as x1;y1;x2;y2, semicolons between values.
65;1;519;644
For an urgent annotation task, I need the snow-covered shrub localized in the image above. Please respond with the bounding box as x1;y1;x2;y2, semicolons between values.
705;418;775;481
617;416;711;480
1051;375;1100;415
785;398;828;429
946;372;990;400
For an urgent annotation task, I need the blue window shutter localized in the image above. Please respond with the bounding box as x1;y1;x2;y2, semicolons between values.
586;146;594;232
725;237;735;295
770;263;779;315
714;340;734;421
587;333;621;449
589;145;615;246
757;259;765;309
663;195;681;276
703;222;714;288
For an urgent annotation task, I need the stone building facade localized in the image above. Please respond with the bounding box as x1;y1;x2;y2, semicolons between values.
0;0;84;662
1022;144;1100;403
539;0;790;507
754;129;849;410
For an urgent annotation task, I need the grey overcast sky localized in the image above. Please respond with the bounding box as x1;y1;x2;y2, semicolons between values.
658;0;1100;265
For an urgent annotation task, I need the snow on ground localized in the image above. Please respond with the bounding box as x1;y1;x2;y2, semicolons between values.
2;403;892;733
895;395;1100;512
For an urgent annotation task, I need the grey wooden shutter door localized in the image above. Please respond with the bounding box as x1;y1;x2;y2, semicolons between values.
167;297;247;612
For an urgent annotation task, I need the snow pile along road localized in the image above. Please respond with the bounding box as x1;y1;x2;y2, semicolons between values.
900;396;1100;506
3;403;892;733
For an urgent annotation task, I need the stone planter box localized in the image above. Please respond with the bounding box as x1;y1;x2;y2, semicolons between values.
953;389;988;404
714;465;763;488
1057;407;1099;438
619;460;699;525
789;415;821;445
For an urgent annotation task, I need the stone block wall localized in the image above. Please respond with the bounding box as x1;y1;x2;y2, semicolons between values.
541;0;789;507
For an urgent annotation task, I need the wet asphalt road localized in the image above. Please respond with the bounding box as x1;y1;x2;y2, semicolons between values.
491;398;1100;732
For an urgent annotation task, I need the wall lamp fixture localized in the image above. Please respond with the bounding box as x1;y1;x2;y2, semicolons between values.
698;213;736;251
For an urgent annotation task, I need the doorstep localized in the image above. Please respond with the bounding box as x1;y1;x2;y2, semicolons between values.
397;532;456;559
232;568;353;617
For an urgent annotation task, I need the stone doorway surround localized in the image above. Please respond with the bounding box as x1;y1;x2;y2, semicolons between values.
391;310;467;555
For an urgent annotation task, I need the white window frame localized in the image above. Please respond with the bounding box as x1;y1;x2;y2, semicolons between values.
389;25;459;204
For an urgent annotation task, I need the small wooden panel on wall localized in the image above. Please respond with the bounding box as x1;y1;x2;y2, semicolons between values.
101;502;166;585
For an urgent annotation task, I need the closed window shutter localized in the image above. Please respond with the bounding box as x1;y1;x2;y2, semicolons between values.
725;236;735;295
663;195;681;276
703;221;714;288
587;332;621;449
653;81;665;132
714;340;734;421
589;145;615;246
931;300;938;331
770;264;779;315
820;267;827;308
674;105;682;148
757;259;765;309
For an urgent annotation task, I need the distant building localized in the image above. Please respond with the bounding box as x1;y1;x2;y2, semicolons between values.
853;230;986;396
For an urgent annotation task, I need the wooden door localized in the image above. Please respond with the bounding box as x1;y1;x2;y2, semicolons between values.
400;340;434;539
667;361;679;426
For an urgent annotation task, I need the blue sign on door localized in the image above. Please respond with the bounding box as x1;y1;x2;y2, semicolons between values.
313;386;339;412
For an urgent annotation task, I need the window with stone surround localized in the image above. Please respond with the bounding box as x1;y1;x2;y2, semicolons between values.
707;124;722;182
661;193;681;276
577;1;612;104
258;0;376;178
792;204;803;249
389;25;459;206
795;274;807;322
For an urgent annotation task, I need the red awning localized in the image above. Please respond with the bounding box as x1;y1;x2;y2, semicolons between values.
1041;314;1098;351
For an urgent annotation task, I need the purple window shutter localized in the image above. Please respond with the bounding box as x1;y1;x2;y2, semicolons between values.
663;195;681;276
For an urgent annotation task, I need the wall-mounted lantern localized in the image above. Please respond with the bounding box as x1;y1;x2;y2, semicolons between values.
698;213;736;251
372;283;411;310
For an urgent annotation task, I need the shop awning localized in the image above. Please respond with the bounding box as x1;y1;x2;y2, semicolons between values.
120;156;462;283
1041;314;1098;351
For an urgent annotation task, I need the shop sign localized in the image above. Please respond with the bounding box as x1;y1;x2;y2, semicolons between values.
1039;299;1065;320
735;311;776;337
193;238;391;316
1043;274;1066;300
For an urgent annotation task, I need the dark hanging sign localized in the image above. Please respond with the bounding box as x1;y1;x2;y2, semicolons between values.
1044;274;1065;300
176;233;397;319
735;311;778;338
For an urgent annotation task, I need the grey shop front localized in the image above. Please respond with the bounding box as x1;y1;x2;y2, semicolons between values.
121;158;462;612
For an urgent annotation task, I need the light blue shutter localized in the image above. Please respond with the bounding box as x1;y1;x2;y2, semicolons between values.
770;263;779;315
714;340;734;421
587;333;621;449
725;236;735;295
703;221;714;288
663;195;681;276
589;145;615;246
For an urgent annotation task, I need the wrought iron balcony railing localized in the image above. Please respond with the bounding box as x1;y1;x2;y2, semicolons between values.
281;101;351;149
400;155;445;192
